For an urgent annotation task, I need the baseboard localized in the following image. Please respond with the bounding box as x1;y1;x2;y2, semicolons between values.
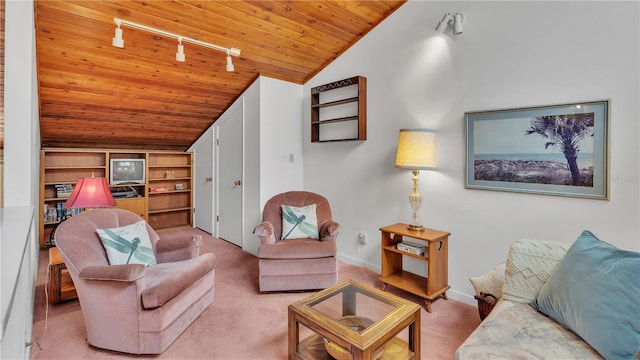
445;289;476;306
337;253;380;274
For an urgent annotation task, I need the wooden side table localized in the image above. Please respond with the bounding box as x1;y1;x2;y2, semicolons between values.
379;223;450;312
48;247;77;304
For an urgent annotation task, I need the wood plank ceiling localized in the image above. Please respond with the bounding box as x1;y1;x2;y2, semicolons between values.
35;0;406;151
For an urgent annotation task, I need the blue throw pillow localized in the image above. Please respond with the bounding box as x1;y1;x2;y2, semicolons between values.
531;230;640;360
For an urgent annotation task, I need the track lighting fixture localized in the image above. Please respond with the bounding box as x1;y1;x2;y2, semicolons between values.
112;18;241;72
176;37;185;62
112;20;124;48
226;53;235;72
436;12;464;35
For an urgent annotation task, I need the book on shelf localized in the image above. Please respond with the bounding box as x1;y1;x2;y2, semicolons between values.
43;202;85;223
55;184;74;199
396;241;425;255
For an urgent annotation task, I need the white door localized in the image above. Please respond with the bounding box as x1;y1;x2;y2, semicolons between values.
193;129;214;233
215;101;243;247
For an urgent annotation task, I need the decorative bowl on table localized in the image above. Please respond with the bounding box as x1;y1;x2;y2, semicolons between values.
323;315;385;360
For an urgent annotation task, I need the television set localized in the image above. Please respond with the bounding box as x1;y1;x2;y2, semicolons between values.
109;158;146;185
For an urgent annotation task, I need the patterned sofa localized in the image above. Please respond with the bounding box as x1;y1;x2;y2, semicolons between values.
455;231;640;360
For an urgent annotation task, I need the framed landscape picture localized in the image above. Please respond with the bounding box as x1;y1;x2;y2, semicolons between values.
465;100;609;199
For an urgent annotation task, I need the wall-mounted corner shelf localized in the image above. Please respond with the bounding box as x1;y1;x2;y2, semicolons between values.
311;76;366;142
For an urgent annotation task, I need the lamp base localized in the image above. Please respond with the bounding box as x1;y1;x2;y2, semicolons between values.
407;223;424;231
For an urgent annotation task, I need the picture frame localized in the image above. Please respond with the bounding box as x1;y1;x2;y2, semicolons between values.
465;100;609;200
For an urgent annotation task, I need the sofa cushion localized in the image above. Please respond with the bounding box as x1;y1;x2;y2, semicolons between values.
470;262;505;298
259;239;336;260
141;253;216;310
454;299;602;359
281;204;318;240
532;231;640;360
97;220;157;267
502;239;570;303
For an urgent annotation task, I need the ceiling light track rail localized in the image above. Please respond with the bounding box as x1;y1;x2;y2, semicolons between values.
112;18;241;71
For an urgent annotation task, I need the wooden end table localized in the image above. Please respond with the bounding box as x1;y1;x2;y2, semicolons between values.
380;223;450;312
48;247;77;304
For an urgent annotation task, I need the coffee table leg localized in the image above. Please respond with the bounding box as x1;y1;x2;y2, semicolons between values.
409;311;421;358
288;310;299;359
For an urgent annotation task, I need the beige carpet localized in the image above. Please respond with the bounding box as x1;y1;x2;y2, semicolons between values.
30;228;480;359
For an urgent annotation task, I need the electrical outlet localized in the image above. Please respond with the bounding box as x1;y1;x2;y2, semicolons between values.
358;233;366;245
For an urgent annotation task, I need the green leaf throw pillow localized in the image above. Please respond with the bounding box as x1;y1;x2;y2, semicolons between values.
97;220;157;267
531;230;640;360
281;204;319;240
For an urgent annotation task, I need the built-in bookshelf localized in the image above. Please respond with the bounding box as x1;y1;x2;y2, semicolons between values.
147;152;193;230
39;149;193;247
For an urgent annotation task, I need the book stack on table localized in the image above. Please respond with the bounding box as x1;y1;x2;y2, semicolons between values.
396;242;425;255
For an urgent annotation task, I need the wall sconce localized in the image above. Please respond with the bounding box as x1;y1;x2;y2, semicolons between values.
395;129;437;231
112;18;241;72
436;12;464;35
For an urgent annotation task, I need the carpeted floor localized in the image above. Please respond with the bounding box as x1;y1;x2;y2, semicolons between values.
30;228;480;359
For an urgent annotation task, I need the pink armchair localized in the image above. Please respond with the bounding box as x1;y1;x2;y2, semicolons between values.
54;209;215;354
254;191;341;291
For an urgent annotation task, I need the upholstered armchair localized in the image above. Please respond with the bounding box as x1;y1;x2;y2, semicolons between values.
253;191;341;292
54;209;215;354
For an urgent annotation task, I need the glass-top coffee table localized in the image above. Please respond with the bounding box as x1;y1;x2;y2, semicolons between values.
288;279;421;359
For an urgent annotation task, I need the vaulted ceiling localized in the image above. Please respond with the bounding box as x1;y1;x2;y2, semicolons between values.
35;0;406;151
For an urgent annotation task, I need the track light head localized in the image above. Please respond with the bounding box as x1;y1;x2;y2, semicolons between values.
453;13;464;35
226;55;235;72
435;12;464;35
112;21;124;48
176;38;185;62
436;13;452;33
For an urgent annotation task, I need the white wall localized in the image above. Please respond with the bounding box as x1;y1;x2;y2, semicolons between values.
303;1;640;303
4;0;40;207
221;76;304;255
243;79;261;255
0;207;37;360
259;76;305;203
1;0;41;357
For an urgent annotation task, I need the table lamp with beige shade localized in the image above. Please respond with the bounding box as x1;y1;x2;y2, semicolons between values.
395;129;437;231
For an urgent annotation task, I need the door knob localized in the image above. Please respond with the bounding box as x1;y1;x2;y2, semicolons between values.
205;177;212;182
234;180;242;186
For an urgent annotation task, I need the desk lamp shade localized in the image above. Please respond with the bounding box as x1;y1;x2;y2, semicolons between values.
63;177;117;209
395;129;437;230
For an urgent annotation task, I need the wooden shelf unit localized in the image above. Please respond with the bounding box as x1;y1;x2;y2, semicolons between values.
311;76;366;142
379;223;450;312
40;150;108;246
115;197;147;220
39;149;193;247
147;152;193;230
